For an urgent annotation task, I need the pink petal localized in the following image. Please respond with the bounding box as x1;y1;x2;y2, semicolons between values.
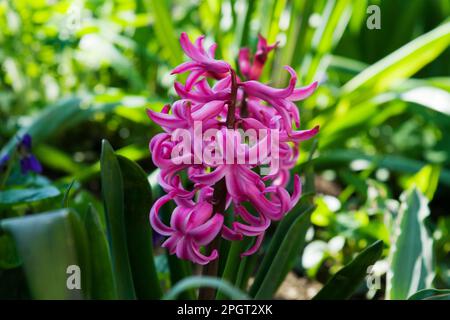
190;213;224;245
240;66;297;99
192;100;225;121
149;195;174;236
146;108;183;129
284;125;319;142
175;238;191;260
171;61;200;74
222;225;244;241
180;32;208;63
170;206;189;232
232;216;270;236
241;233;265;257
190;166;226;185
290;174;302;209
188;241;219;265
288;81;318;101
187;202;214;227
185;69;205;91
174;82;230;103
162;235;179;254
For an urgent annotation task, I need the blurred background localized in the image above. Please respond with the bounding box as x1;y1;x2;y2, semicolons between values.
0;0;449;299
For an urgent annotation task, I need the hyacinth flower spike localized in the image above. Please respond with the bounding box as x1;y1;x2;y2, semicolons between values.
148;33;319;267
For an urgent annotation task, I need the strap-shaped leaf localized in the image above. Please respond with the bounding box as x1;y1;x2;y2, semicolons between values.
0;186;60;208
163;276;249;300
387;188;435;299
252;202;314;299
117;155;162;299
408;289;450;300
1;209;90;299
84;205;116;299
313;240;383;300
100;140;136;299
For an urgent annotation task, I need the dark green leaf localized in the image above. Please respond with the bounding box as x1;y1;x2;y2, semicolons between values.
117;155;162;300
313;240;383;300
84;205;117;299
100;140;136;299
252;202;314;299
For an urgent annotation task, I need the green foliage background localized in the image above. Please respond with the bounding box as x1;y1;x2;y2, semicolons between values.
0;0;449;300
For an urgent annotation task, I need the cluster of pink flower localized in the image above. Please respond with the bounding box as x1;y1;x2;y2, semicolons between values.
148;33;319;265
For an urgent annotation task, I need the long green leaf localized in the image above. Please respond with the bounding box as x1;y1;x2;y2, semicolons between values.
387;188;435;300
252;203;314;299
304;0;352;84
84;205;116;299
0;97;118;160
163;276;249;300
313;240;383;300
100;140;136;299
308;149;450;186
341;21;450;103
148;0;182;67
408;288;450;300
117;155;162;299
216;240;247;299
0;209;90;299
0;186;60;208
166;253;195;300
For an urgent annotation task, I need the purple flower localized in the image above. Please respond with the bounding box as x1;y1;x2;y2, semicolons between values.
0;154;10;172
18;134;42;174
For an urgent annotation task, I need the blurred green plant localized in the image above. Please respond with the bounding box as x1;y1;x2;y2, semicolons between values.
0;0;449;300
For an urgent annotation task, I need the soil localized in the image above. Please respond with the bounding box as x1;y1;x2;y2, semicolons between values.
275;273;322;300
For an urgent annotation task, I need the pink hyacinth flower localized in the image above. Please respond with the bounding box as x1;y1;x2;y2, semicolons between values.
148;32;319;265
150;195;224;265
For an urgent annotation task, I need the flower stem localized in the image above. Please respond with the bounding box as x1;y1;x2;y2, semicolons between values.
198;69;238;300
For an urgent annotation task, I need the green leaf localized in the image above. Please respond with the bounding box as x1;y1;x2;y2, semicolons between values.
304;0;352;84
166;253;195;300
403;165;441;201
313;240;384;300
84;205;117;299
117;155;162;299
100;140;136;299
62;180;76;208
148;0;182;67
0;186;61;208
251;202;314;299
341;21;450;103
234;253;258;290
308;149;450;186
400;86;450;116
163;276;249;300
34;144;85;175
0;98;118;161
0;209;90;299
387;188;435;300
408;288;450;300
0;233;21;269
216;240;247;299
